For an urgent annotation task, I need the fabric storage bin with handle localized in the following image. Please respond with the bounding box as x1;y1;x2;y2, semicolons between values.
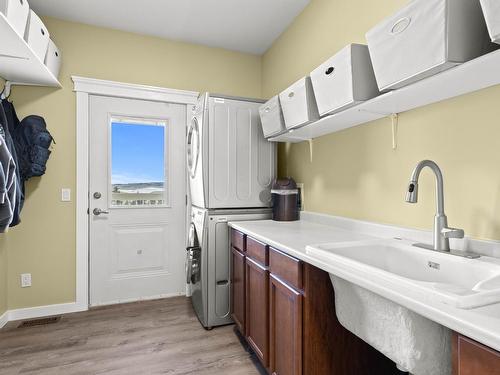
480;0;500;44
44;39;61;78
259;96;286;138
310;44;380;116
24;10;50;61
279;76;319;130
366;0;490;91
0;0;30;38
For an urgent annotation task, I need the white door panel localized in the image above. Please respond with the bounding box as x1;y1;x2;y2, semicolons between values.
89;95;186;306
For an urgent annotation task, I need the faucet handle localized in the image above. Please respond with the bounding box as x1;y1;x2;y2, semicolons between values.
441;227;465;239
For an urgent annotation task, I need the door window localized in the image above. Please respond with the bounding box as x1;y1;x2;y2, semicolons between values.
110;118;168;207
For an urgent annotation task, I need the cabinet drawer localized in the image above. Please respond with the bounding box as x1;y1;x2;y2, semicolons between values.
247;236;269;266
231;229;246;252
270;247;303;290
453;333;500;375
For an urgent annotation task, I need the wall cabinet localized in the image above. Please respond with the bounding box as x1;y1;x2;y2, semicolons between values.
452;333;500;375
230;228;399;375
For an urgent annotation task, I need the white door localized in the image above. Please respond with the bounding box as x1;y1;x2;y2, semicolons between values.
89;95;186;306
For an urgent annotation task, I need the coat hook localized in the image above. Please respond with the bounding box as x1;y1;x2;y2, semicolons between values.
308;139;313;162
0;81;12;100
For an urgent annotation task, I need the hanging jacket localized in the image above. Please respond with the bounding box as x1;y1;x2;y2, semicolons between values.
0;133;17;232
0;100;22;226
14;115;54;180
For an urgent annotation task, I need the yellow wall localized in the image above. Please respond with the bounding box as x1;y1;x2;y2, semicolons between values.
1;17;262;310
263;0;500;241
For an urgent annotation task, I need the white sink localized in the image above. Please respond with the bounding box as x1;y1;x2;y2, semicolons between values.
306;239;500;309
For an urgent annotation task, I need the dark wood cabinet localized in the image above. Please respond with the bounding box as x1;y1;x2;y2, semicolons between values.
269;273;303;375
231;246;246;334
452;333;500;375
230;229;403;375
245;256;270;366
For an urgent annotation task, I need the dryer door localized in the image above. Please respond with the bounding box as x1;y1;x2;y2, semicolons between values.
187;117;200;178
188;110;207;208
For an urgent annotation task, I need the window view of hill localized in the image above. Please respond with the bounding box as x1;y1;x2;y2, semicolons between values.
111;120;166;207
111;182;165;206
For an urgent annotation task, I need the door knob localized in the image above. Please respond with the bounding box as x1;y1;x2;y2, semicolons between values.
93;208;110;216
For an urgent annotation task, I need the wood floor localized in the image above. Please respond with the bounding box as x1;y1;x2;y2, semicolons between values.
0;297;262;375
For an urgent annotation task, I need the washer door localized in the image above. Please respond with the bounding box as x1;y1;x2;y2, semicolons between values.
186;222;199;284
187;117;200;179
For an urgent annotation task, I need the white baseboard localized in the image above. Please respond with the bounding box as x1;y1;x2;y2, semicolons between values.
0;293;186;328
0;302;88;328
0;310;8;329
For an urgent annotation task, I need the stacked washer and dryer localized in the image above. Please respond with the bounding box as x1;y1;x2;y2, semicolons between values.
186;93;276;329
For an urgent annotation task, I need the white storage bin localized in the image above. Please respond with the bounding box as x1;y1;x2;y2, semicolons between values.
480;0;500;44
366;0;489;91
24;10;49;62
310;44;380;116
259;96;286;138
0;0;30;38
279;77;319;130
44;39;61;78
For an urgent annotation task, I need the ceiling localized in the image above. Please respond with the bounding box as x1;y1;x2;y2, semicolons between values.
28;0;310;55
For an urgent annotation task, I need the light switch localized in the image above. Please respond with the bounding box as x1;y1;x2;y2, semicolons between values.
61;188;71;202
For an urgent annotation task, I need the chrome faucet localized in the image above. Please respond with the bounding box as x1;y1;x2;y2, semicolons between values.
405;160;464;252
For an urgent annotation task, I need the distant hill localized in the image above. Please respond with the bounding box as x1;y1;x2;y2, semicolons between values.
112;182;163;190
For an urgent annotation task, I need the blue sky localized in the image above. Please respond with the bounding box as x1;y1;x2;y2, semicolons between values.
111;122;165;185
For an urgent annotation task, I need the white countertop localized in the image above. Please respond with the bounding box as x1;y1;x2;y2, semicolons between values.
229;214;500;352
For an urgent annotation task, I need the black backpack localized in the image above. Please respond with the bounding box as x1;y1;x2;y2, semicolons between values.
14;115;54;181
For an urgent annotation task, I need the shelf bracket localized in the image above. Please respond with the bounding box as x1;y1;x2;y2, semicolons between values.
308;139;313;162
391;113;399;150
1;81;12;100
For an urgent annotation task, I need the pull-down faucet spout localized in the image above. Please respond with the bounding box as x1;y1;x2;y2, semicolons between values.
405;160;464;252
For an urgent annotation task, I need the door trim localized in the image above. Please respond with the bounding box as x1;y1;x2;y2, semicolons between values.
73;76;198;309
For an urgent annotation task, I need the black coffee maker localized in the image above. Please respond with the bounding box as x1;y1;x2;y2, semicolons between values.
271;177;299;221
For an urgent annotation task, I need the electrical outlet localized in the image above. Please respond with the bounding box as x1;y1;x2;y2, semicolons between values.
296;183;305;211
21;273;32;288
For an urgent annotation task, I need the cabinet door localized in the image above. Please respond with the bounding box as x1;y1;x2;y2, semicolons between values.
246;257;270;366
270;274;303;375
231;247;246;334
453;333;500;375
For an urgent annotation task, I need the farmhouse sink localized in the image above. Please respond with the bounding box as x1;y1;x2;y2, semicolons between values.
306;238;500;309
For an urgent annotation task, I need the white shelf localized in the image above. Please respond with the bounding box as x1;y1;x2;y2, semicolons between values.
0;13;60;87
270;49;500;143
